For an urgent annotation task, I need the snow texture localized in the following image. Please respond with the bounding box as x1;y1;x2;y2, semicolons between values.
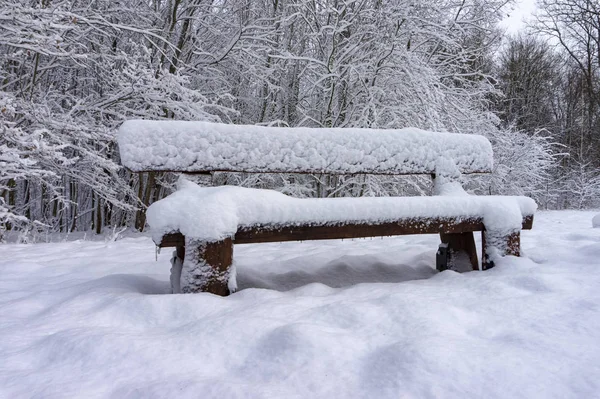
179;238;236;294
147;179;537;245
2;211;600;398
593;213;600;228
169;250;182;293
117;120;494;175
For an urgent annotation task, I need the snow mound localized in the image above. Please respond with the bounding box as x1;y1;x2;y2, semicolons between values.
593;213;600;228
147;179;537;244
2;211;600;398
117;120;493;175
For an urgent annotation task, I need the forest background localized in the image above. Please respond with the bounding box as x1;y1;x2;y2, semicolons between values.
1;0;599;240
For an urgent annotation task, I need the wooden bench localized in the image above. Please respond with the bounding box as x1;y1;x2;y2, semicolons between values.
117;120;536;295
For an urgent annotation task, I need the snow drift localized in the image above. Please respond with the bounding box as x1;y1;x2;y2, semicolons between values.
1;211;600;398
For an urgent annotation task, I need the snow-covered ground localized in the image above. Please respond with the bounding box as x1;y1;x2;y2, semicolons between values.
1;211;600;398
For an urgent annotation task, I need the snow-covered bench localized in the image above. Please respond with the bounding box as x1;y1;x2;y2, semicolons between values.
118;120;536;295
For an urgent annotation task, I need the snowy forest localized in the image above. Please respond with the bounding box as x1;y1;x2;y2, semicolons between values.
1;0;599;240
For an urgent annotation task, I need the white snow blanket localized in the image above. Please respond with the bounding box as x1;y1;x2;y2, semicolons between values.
147;179;537;244
2;211;600;398
118;120;493;175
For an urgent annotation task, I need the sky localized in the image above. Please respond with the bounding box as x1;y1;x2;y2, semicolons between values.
500;0;536;33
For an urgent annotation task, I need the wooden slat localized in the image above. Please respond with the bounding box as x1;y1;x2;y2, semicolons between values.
158;215;534;248
182;238;233;295
234;218;483;244
160;233;186;248
133;169;491;176
522;214;534;230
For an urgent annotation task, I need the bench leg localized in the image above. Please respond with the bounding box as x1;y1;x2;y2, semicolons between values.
481;230;521;270
180;237;234;296
438;232;478;271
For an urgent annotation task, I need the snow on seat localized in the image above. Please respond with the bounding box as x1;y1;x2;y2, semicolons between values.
149;180;536;244
117;120;493;175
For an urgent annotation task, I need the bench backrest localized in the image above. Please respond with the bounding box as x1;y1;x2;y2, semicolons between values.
117;120;493;175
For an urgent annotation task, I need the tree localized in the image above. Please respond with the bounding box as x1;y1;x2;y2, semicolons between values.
536;0;600;164
0;0;565;238
496;35;561;134
0;0;235;237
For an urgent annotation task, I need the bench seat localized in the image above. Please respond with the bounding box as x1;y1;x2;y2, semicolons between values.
149;180;536;294
148;181;536;244
160;214;534;247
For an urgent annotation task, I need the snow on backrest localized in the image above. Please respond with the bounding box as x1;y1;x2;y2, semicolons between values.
117;120;493;175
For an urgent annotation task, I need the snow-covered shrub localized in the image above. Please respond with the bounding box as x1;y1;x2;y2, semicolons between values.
481;128;557;200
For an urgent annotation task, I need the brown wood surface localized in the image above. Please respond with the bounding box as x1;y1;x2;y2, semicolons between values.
505;232;521;257
184;238;233;296
158;215;534;248
131;168;492;176
522;215;534;230
481;230;521;270
235;218;484;244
